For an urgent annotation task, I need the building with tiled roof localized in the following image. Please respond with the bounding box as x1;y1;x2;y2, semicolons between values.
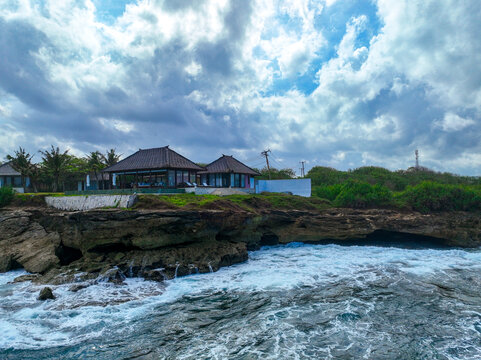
199;155;260;188
102;146;204;188
0;162;30;193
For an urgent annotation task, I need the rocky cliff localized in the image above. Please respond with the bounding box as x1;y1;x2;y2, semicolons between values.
1;207;480;285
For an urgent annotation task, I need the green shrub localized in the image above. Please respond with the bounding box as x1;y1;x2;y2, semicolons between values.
399;182;481;213
307;165;481;191
333;180;394;208
0;187;15;207
312;184;343;201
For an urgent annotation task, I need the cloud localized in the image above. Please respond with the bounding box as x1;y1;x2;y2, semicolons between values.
435;113;476;132
0;0;480;175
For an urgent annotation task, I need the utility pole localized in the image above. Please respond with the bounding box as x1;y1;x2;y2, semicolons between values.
261;149;271;180
415;149;419;169
299;161;306;177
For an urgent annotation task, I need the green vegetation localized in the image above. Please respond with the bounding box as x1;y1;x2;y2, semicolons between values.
6;146;121;192
310;166;481;213
0;187;15;208
136;193;330;212
333;181;393;208
308;166;481;191
254;167;296;180
398;182;481;213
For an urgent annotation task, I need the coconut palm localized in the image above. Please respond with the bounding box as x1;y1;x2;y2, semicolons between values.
87;151;106;190
39;146;70;192
103;149;122;167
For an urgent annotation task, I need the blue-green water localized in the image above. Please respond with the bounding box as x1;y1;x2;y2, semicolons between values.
2;243;481;359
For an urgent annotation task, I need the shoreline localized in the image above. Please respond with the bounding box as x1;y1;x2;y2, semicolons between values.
1;205;481;286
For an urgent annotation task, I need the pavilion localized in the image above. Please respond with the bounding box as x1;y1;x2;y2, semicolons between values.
199;155;260;188
102;146;204;189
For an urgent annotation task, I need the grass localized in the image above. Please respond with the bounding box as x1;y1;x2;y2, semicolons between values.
10;192;65;207
135;192;331;212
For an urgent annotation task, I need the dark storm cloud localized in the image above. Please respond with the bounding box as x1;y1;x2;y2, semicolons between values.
0;19;59;112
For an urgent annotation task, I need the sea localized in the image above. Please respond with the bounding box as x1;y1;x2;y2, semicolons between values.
2;243;481;359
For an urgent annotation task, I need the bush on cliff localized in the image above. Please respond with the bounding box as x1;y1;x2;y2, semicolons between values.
307;165;481;191
398;182;481;213
332;180;394;209
0;187;15;207
312;184;343;201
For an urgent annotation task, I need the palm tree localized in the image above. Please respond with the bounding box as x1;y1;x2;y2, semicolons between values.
6;147;39;192
39;146;70;192
103;149;121;167
87;151;106;190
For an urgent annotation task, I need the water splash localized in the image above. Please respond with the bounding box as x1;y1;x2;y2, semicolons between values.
208;262;213;273
128;260;134;278
174;263;180;278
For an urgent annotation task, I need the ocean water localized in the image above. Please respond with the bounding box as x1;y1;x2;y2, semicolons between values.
2;243;481;359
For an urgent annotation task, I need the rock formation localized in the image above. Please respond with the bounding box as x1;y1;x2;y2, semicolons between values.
1;207;480;285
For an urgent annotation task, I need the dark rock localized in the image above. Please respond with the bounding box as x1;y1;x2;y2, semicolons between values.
69;284;89;292
38;287;55;300
144;269;167;282
12;274;39;283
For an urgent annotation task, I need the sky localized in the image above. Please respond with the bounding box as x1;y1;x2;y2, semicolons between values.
0;0;480;175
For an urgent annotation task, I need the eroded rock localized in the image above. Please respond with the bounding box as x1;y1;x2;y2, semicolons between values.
1;207;481;286
38;287;55;301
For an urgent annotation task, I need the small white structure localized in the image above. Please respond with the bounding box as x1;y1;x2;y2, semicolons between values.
256;179;311;197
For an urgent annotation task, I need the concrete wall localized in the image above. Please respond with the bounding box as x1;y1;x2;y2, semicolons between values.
256;179;311;197
45;195;137;211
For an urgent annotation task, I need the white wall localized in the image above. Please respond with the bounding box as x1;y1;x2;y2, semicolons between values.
45;195;137;211
255;179;311;197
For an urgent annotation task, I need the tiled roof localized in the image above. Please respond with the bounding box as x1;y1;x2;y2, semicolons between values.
102;146;204;172
0;162;21;176
199;155;260;176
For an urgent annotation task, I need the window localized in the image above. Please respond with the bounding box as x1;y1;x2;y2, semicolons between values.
14;176;22;187
241;174;245;188
234;174;240;187
176;171;182;185
190;172;196;184
222;174;229;187
168;170;175;187
209;174;215;186
183;171;189;183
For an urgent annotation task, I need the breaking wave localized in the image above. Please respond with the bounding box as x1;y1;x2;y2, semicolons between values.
2;243;481;359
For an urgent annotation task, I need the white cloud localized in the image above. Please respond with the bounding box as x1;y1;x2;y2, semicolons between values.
98;118;135;133
435;113;475;132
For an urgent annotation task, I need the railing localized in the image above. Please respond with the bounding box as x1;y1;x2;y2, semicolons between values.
65;188;186;196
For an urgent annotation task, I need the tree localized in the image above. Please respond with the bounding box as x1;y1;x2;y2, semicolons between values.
87;151;106;190
255;167;296;180
6;147;39;192
103;149;121;167
39;146;71;192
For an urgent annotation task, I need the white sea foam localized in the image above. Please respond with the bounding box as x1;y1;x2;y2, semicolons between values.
1;244;481;355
